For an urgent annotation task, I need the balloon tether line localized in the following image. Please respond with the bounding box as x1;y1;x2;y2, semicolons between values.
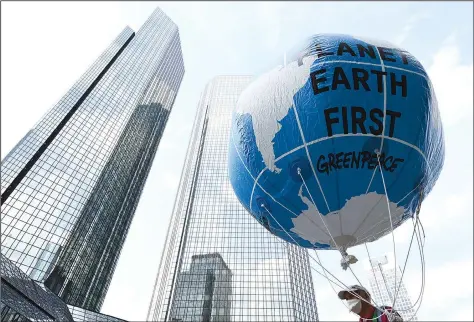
261;203;394;321
375;151;399;309
296;167;365;285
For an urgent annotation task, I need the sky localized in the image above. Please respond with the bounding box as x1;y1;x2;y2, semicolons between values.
1;1;473;321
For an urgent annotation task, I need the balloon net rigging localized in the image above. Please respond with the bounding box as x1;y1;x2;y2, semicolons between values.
228;33;444;322
258;156;426;322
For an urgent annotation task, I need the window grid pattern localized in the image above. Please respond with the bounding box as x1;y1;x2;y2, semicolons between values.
1;254;73;322
1;25;135;283
148;76;319;322
367;258;418;321
67;305;126;322
1;7;184;313
1;27;134;193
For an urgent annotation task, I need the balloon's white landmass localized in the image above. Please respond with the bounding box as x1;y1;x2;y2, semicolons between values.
291;189;406;247
235;56;317;173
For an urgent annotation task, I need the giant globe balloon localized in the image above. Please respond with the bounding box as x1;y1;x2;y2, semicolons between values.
228;34;444;251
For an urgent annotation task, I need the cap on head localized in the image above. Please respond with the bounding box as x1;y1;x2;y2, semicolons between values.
337;285;371;300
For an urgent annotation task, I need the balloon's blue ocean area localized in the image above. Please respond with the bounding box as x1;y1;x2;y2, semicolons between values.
229;34;444;249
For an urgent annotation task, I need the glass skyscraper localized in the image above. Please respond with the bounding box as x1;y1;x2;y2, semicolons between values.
172;253;233;322
147;76;319;322
1;7;184;314
366;254;418;321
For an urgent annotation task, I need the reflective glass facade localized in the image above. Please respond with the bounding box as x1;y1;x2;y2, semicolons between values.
172;253;232;322
1;254;73;322
147;76;319;322
67;305;126;322
1;7;184;313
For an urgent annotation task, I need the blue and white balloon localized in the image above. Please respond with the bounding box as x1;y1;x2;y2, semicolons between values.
228;34;444;250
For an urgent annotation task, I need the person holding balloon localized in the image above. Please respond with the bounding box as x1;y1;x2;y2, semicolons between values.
338;285;403;321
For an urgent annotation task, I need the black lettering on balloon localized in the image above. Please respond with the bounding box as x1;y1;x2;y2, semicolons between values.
317;154;329;174
341;106;349;134
315;151;405;174
324;107;339;137
389;158;405;172
310;64;409;98
351;106;367;134
324;106;402;139
310;69;329;95
332;67;351;90
328;153;337;172
386;110;402;137
351;151;360;169
335;152;344;169
352;68;370;91
356;44;376;59
377;47;396;62
371;70;387;93
315;43;334;58
383;156;394;171
343;152;352;168
337;42;357;57
378;153;387;169
390;72;407;97
368;153;378;169
361;151;371;168
369;108;384;135
399;51;409;65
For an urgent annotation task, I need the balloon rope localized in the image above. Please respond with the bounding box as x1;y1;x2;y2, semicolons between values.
369;163;427;320
279;164;425;320
299;156;425;320
391;215;426;320
406;216;426;321
260;204;348;292
297;168;366;289
376;153;398;309
364;193;426;319
393;188;424;309
230;131;384;316
363;164;386;310
261;203;392;321
390;190;427;321
261;205;370;305
364;243;384;308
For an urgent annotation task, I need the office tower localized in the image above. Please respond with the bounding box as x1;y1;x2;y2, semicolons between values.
147;76;319;322
1;7;185;314
172;253;232;322
1;254;73;321
366;254;418;321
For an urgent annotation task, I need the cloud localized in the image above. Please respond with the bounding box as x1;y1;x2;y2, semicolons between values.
404;258;473;319
393;13;431;46
427;35;474;127
420;188;473;232
254;2;284;50
450;306;474;322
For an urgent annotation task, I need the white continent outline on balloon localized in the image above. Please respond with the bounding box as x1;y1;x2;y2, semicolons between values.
235;55;317;173
290;188;406;248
